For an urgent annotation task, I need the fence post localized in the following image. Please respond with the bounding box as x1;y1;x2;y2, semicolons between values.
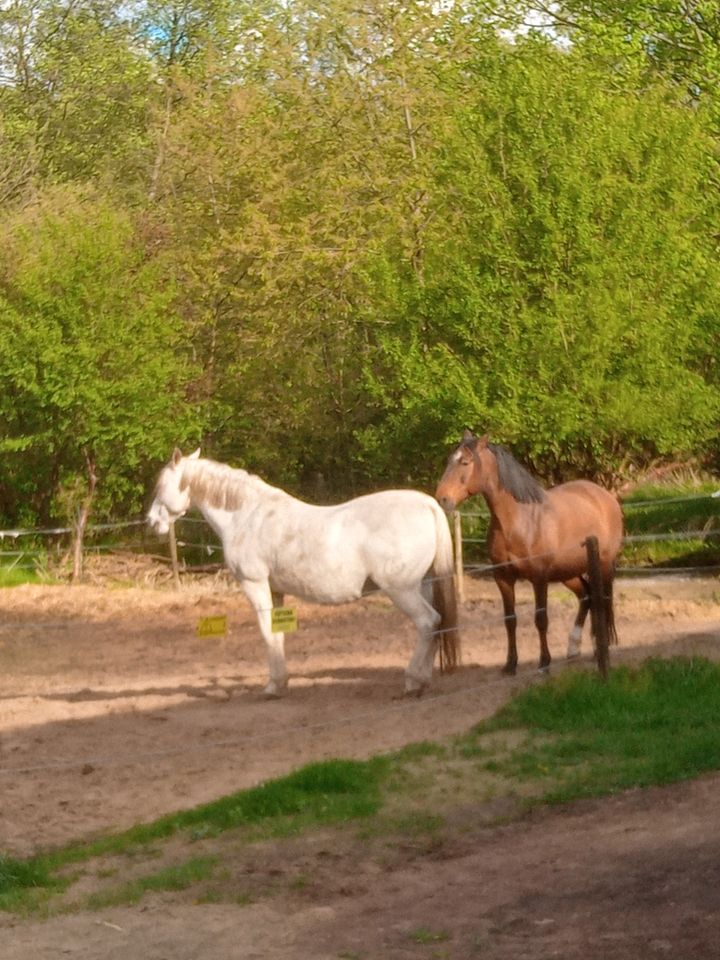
583;535;609;681
453;511;465;604
168;521;181;590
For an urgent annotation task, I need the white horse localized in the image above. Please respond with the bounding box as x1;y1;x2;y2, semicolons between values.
147;449;460;697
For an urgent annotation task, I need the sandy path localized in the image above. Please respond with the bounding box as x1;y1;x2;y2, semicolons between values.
1;575;717;856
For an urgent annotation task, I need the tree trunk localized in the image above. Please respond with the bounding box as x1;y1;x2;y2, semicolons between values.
71;452;97;584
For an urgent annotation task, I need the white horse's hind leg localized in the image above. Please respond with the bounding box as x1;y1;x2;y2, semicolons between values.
385;585;441;696
241;579;288;698
567;624;583;658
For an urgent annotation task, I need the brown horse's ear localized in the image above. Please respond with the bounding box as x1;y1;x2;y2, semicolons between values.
462;428;475;443
477;434;489;448
172;447;183;466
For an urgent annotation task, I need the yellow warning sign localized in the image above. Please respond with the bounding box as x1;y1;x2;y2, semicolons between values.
271;607;298;633
196;615;227;638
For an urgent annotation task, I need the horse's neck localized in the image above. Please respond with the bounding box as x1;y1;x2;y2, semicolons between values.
478;461;538;536
480;483;520;529
182;458;282;527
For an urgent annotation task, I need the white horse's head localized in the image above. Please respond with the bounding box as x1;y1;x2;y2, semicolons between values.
147;447;200;534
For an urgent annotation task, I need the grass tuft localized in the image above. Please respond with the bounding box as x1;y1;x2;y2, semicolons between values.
84;856;217;910
0;855;54;895
0;855;63;912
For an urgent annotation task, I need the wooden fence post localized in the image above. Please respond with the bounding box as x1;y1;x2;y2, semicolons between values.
584;535;609;681
453;511;465;604
168;521;181;590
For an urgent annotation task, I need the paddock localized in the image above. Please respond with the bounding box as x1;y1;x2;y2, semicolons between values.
1;574;718;857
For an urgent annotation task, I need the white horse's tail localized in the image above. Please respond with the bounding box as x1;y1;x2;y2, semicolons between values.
431;502;461;672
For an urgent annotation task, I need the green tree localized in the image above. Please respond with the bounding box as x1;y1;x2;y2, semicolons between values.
0;187;201;524
500;1;720;120
0;0;153;184
358;37;720;484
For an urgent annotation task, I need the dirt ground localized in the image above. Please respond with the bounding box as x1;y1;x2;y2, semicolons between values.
1;573;719;958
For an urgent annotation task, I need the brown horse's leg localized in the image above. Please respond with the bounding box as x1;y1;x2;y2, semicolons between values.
564;576;590;658
495;574;518;675
533;579;551;671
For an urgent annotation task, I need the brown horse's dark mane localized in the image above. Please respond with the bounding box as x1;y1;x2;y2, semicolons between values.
461;438;546;504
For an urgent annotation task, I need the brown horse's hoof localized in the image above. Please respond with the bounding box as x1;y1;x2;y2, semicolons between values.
501;663;517;677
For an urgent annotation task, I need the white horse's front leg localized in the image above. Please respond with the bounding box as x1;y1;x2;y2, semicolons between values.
241;579;288;698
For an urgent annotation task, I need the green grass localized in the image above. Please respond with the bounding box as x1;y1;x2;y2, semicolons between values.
621;483;719;569
0;855;64;911
4;658;720;913
0;757;389;912
467;657;720;804
0;564;47;587
83;856;217;910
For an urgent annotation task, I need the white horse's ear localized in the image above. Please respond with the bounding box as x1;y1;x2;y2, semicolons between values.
188;448;201;460
172;447;183;466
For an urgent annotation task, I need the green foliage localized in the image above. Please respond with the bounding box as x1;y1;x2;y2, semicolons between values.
360;37;720;483
0;188;202;523
0;0;718;518
514;1;720;122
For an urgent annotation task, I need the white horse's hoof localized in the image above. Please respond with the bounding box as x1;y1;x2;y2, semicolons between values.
263;681;287;699
566;630;582;660
403;677;428;698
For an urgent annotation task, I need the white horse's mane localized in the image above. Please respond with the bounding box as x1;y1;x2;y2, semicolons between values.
182;458;280;511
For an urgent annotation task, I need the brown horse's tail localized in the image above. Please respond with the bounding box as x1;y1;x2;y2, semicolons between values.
588;567;618;648
431;502;461;672
606;574;618;646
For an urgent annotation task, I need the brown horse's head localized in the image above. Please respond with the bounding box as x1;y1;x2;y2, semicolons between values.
436;432;546;512
435;430;487;513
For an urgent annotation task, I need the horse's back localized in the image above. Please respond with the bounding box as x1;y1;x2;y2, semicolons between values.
548;480;623;557
332;489;442;553
239;487;444;602
334;488;439;527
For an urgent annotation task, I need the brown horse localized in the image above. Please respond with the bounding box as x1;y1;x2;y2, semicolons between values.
435;431;623;675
